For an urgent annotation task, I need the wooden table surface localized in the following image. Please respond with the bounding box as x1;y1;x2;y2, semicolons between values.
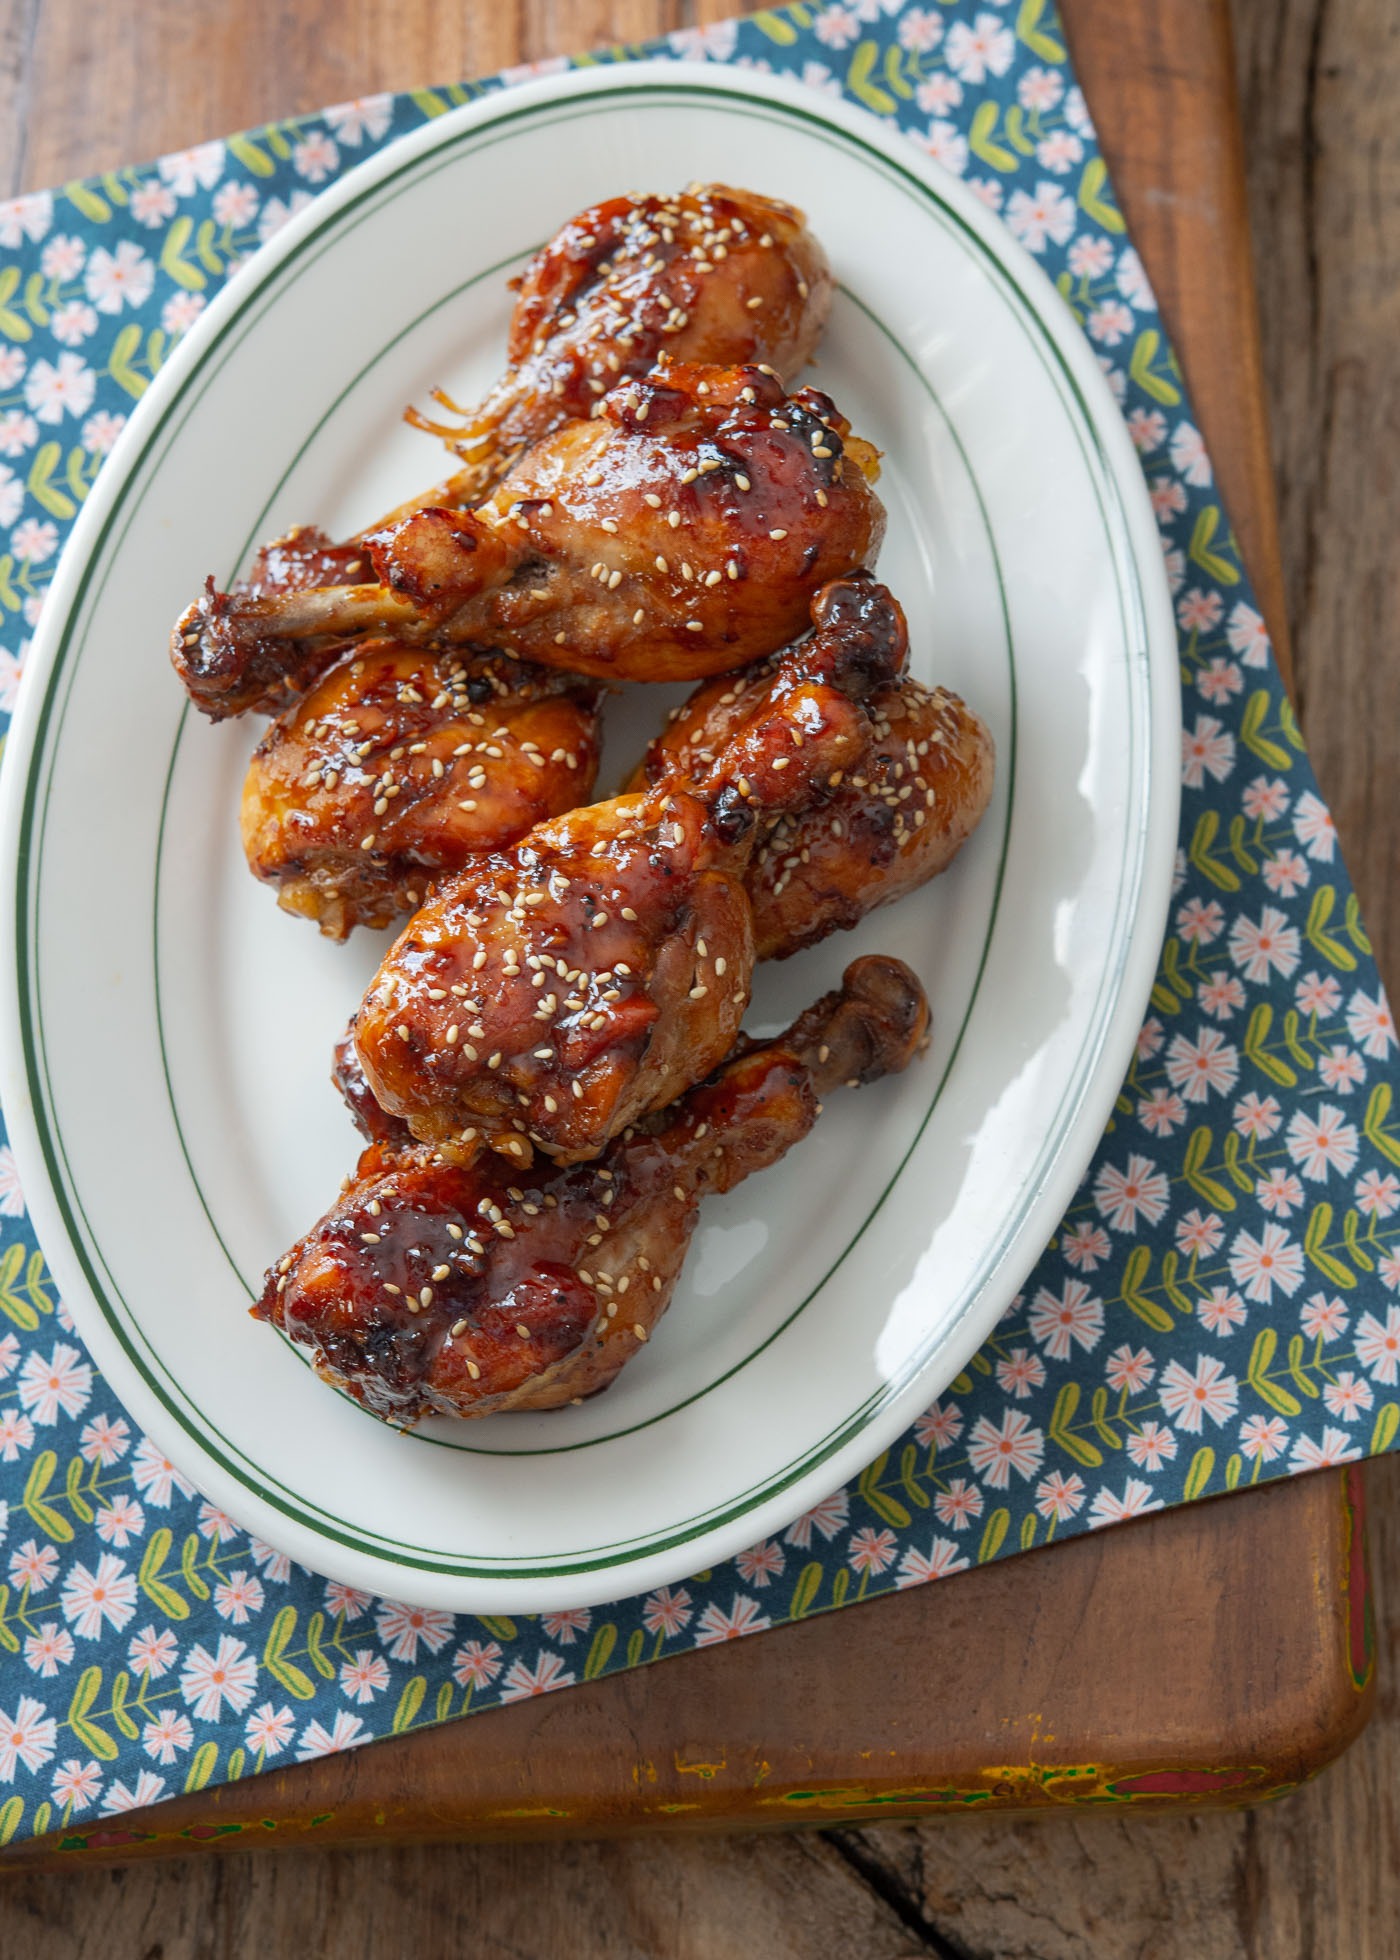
0;0;1397;1952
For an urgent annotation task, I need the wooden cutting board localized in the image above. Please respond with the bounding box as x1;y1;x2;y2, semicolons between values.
0;0;1372;1866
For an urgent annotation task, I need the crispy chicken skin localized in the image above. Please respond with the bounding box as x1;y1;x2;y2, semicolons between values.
746;682;994;960
173;530;376;722
333;1029;412;1148
355;788;757;1170
256;956;929;1423
170;362;884;712
349;577;907;1167
402;184;832;508
240;641;602;939
636;611;995;960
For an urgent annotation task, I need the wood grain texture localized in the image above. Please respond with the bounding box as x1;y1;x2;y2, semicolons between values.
1234;0;1400;1000
0;0;1395;1949
0;1469;1388;1958
1061;0;1291;674
0;1470;1371;1869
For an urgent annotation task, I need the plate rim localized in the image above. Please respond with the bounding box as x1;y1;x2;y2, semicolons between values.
0;60;1181;1610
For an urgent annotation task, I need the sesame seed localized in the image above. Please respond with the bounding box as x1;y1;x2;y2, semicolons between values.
735;474;751;492
633;1323;648;1341
419;1287;433;1307
466;1359;481;1380
769;528;787;541
668;511;681;529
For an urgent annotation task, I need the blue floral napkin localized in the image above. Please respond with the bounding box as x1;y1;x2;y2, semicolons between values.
0;0;1393;1848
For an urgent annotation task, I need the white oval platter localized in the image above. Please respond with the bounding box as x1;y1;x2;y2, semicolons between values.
0;63;1178;1610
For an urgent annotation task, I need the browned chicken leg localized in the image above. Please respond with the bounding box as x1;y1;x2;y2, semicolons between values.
400;183;832;509
635;608;996;960
171;363;884;715
746;683;995;959
240;641;602;939
257;956;929;1424
349;577;908;1167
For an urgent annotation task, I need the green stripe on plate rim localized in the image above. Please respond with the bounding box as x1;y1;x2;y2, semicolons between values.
17;80;1150;1577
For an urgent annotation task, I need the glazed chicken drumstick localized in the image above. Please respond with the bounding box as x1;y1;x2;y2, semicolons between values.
635;619;996;961
241;642;602;939
171;362;884;715
258;955;929;1424
349;576;908;1168
400;183;832;512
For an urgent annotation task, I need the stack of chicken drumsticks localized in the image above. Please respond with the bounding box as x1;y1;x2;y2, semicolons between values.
169;186;995;1428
